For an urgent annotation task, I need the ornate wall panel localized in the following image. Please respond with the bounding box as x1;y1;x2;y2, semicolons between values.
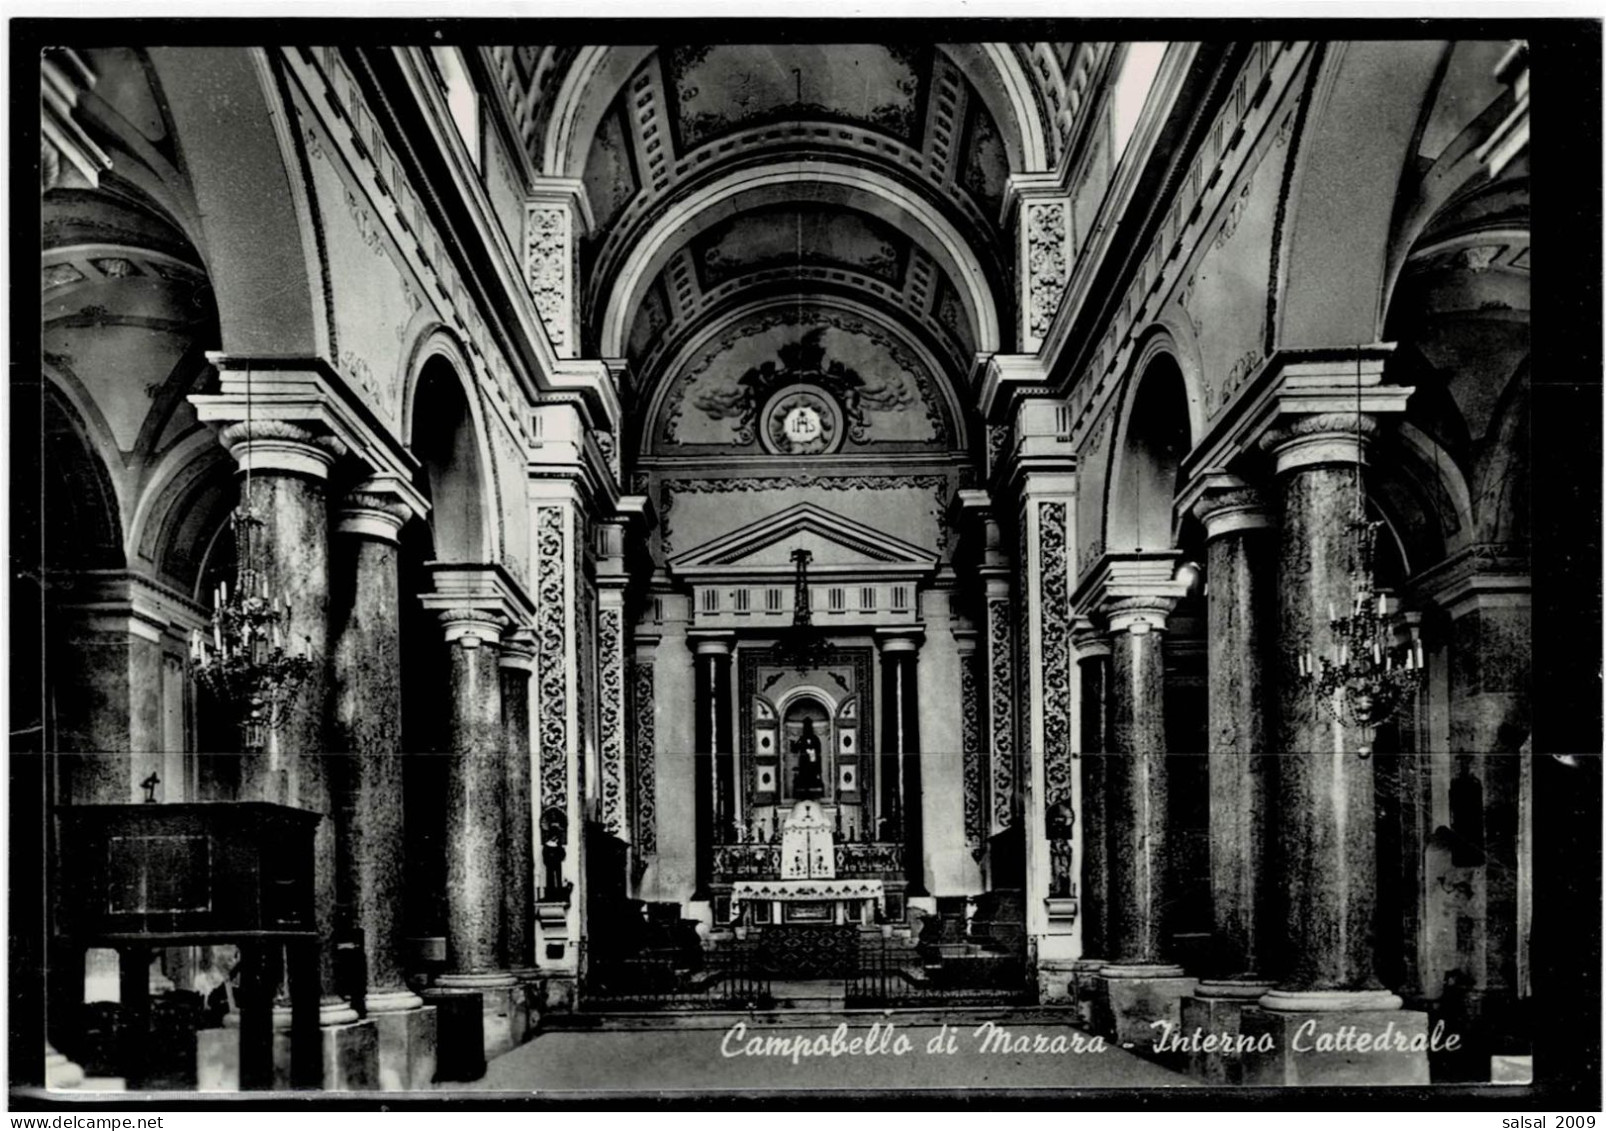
535;505;570;822
960;650;985;856
1039;501;1073;809
597;605;626;836
632;659;658;854
985;595;1015;832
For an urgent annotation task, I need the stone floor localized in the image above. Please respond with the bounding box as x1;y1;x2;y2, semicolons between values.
462;1016;1196;1094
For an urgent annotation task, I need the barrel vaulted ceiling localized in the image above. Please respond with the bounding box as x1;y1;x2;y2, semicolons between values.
487;43;1113;430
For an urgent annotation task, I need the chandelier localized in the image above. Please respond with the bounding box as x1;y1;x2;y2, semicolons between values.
190;508;315;751
770;548;834;673
1295;352;1424;732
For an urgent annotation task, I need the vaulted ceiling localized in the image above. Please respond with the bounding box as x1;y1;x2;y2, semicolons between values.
488;42;1113;425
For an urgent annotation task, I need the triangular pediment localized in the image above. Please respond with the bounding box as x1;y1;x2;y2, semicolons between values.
669;502;937;574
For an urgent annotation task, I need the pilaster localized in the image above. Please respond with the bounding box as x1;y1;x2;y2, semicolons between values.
524;179;591;359
1012;178;1075;354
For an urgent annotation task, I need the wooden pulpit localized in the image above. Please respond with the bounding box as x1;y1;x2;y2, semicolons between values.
55;802;323;1090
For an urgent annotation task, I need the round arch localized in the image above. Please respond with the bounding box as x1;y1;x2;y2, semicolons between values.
1273;41;1447;350
598;162;1001;358
546;44;1046;180
1105;335;1199;554
403;329;498;564
636;293;972;457
145;46;327;356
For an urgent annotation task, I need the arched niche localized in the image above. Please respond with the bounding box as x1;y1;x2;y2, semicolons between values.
1106;349;1195;554
406;344;494;565
39;381;125;573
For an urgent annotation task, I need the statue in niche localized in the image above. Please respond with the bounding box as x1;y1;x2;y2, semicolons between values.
1047;799;1076;898
540;808;570;899
791;717;824;798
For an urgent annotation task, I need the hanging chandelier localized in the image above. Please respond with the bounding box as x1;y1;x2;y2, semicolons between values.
190;508;315;751
770;548;834;674
1295;352;1424;732
1295;515;1424;729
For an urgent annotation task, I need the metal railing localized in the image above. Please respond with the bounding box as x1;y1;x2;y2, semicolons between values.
578;939;773;1012
845;938;1037;1009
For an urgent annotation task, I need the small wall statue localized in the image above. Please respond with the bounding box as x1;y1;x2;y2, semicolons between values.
792;718;825;798
1047;799;1076;898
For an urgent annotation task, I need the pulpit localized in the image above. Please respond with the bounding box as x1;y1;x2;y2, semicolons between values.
54;803;323;1090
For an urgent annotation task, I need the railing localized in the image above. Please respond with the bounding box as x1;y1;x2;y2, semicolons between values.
711;841;905;883
578;939;773;1012
845;938;1037;1009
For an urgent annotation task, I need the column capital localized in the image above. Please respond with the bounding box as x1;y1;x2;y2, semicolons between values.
498;628;537;670
952;626;979;657
337;475;429;543
1074;552;1190;620
1258;411;1384;477
437;609;508;647
1406;543;1532;620
876;628;925;654
1105;597;1177;636
1180;470;1273;541
689;631;736;657
218;420;346;480
419;562;537;626
1072;616;1112;659
194;355;421;487
1180;345;1412;480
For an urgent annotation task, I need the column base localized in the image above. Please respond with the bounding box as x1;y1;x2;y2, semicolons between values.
1178;981;1276;1084
1070;959;1107;1028
196;1027;238;1092
371;1005;436;1092
1093;965;1196;1048
435;973;524;1060
1239;1006;1432;1086
45;1044;85;1090
268;1018;379;1091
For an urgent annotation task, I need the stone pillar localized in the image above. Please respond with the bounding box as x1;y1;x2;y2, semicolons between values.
692;633;735;900
219;421;358;1032
955;630;987;875
1072;618;1111;1022
1239;406;1429;1087
330;484;434;1090
1006;410;1080;994
879;632;925;897
434;609;520;1056
982;571;1016;864
1092;562;1194;1047
499;630;537;982
1178;477;1276;1082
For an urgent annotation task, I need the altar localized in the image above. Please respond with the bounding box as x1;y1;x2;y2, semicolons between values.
727;801;884;926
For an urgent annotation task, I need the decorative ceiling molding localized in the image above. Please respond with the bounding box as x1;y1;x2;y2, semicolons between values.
597;160;1002;358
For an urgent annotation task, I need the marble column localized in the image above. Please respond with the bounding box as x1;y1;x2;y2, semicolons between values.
1263;416;1396;1003
1239;410;1429;1087
1072;620;1112;1024
331;488;420;1013
1094;590;1194;1046
219;421;356;1028
435;610;513;988
499;630;537;981
331;486;434;1090
879;633;925;896
1195;482;1276;990
691;634;734;900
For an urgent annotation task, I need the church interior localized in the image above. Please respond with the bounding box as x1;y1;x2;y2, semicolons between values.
23;30;1562;1094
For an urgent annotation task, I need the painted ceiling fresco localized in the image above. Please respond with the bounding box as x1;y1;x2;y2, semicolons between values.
654;308;951;453
691;206;909;291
